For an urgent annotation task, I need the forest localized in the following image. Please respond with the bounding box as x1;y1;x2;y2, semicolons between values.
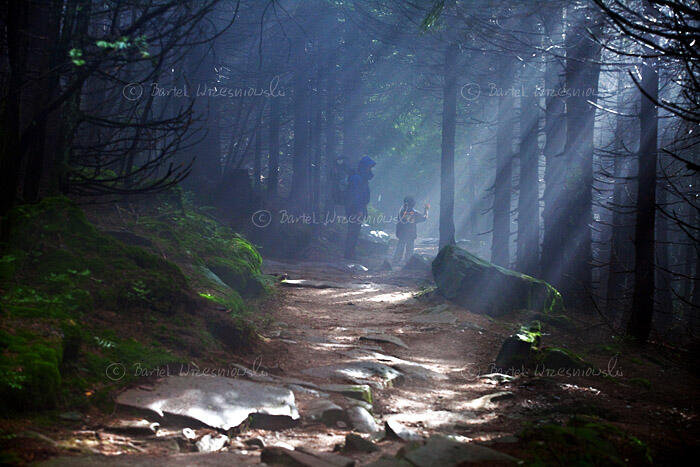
0;0;698;465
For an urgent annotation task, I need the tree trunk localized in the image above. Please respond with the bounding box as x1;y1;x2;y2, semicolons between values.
324;67;337;215
267;95;280;199
541;8;566;285
627;51;659;343
290;51;311;210
557;13;602;303
654;177;673;332
606;74;635;321
0;1;28;224
516;62;541;276
491;56;515;268
439;43;458;249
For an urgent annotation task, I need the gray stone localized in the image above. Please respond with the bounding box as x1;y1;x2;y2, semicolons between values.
403;436;518;466
40;452;251;466
479;373;515;384
59;412;83;422
281;279;367;289
303;361;403;387
261;446;355;467
432;245;565;316
305;399;346;425
344;433;380;453
195;433;229;453
359;333;408;349
385;419;422;442
115;375;299;431
244;436;266;448
464;391;514;410
342;397;373;413
104;419;159;435
347;406;380;433
320;384;372;404
494;335;536;370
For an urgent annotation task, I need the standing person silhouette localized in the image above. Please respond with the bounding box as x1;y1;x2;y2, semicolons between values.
393;196;429;263
344;156;376;260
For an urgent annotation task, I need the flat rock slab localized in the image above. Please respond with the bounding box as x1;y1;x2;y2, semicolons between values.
386;410;476;431
40;453;253;466
303;361;403;386
116;376;299;431
261;446;354;467
404;436;518;466
464;391;514;410
319;384;373;404
337;348;447;382
281;279;369;289
359;334;408;349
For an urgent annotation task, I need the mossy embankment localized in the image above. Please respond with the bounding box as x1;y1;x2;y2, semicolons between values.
0;195;269;415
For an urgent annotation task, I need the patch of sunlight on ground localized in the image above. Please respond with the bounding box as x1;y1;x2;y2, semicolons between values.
560;383;601;395
365;291;415;303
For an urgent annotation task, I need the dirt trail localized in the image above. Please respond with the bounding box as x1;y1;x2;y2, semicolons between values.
34;258;699;465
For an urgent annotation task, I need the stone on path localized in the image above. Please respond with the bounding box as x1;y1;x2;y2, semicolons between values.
115;376;299;431
195;433;229;453
303;361;403;387
40;452;252;466
104;419;159;435
304;399;345;425
403;436;518;466
464;391;514;410
344;433;380;453
281;279;368;289
385;419;422;442
261;446;354;467
320;384;373;404
359;333;408;349
410;304;458;325
346;406;380;433
432;244;564;316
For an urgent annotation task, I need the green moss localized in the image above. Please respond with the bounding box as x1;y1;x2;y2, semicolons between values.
629;377;652;390
129;193;267;304
0;330;63;412
520;417;652;466
432;245;565;316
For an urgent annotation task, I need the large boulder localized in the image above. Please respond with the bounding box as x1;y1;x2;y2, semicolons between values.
432;245;564;316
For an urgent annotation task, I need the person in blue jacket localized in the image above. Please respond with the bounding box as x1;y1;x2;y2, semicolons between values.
344;156;376;260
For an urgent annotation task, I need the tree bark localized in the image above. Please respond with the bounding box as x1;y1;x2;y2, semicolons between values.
541;7;566;285
491;56;516;268
627;51;659;343
267;95;280;199
516;61;541;276
439;43;458;249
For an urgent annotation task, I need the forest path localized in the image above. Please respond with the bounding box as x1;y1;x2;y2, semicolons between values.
233;258;524;462
40;258;694;465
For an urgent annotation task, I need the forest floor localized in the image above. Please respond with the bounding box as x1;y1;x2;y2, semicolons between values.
7;251;700;466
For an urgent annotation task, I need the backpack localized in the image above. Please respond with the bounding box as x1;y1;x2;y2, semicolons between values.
331;158;355;206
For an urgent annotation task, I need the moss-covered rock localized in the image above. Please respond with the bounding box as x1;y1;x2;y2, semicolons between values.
0;330;63;412
5;196;191;315
520;417;652;465
128;196;268;307
432;245;564;316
